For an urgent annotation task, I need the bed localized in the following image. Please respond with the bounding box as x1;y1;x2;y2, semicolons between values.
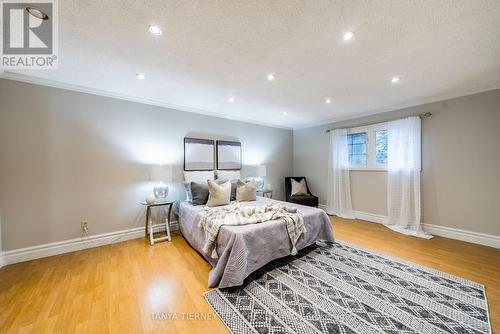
178;197;334;288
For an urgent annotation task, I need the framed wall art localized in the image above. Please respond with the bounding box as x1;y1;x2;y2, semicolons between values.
184;138;215;171
216;140;241;170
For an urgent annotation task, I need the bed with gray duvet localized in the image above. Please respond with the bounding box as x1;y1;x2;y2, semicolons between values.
178;197;334;288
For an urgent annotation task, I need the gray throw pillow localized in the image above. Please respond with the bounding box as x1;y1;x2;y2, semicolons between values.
190;181;209;205
229;179;237;201
190;180;236;205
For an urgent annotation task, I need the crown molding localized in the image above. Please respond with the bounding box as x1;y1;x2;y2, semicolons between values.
2;72;498;132
294;83;500;130
0;72;293;131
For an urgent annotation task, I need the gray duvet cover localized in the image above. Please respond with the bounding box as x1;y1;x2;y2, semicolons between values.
179;197;334;288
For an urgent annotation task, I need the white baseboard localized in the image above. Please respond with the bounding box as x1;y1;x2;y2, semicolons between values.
318;205;388;225
1;222;178;267
422;223;500;249
2;209;499;268
352;211;388;225
320;205;500;249
353;211;500;248
0;217;3;268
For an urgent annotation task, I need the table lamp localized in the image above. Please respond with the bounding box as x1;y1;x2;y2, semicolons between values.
256;165;266;191
151;164;173;199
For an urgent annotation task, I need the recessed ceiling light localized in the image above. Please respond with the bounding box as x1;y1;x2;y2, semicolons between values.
343;31;354;41
282;111;288;116
148;25;162;36
26;7;49;20
325;98;332;104
391;76;401;83
228;97;235;103
267;73;275;81
136;73;146;80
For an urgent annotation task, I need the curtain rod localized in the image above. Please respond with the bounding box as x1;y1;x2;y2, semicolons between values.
325;112;432;133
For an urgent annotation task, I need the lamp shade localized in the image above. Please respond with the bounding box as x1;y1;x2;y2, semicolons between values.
151;165;173;182
256;165;267;177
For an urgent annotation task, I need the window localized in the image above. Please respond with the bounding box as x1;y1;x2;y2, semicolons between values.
375;130;388;165
347;123;387;170
347;132;367;166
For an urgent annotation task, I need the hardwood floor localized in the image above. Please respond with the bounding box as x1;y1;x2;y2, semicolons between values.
1;218;499;333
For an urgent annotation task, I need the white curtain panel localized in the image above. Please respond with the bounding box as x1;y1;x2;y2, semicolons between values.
386;116;432;239
326;129;354;219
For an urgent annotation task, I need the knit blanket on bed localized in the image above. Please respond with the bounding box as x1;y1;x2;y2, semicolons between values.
198;202;306;259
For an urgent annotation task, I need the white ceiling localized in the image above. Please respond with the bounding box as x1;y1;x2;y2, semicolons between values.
5;0;500;129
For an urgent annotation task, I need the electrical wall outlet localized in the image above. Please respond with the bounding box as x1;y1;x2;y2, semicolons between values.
81;221;89;233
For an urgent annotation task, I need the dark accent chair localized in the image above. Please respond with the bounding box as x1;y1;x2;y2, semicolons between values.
285;177;319;207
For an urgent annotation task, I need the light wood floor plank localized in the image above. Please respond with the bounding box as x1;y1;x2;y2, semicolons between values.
1;218;499;333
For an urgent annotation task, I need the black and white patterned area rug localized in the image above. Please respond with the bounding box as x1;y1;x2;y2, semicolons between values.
204;241;491;334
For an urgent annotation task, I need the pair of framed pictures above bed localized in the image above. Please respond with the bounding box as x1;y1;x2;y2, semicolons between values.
184;137;241;171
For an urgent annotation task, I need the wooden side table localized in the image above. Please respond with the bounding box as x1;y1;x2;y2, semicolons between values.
140;201;173;245
257;190;273;198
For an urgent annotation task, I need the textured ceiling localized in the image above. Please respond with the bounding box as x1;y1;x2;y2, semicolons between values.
4;0;500;128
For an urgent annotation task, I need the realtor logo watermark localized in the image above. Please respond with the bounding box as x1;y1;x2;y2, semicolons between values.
1;0;58;69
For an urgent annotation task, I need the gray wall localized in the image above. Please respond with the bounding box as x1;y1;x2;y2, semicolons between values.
0;79;293;251
294;89;500;236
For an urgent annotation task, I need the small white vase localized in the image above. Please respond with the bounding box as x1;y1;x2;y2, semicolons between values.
145;194;155;205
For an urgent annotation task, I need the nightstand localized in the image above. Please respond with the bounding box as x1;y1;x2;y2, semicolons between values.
140;201;173;245
257;190;273;198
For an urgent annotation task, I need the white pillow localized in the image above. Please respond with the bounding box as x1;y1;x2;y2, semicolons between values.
216;170;241;181
291;178;308;195
184;170;215;183
207;180;231;207
236;179;256;202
